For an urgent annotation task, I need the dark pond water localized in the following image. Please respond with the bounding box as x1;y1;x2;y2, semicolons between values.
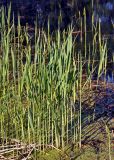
0;0;114;31
0;0;69;27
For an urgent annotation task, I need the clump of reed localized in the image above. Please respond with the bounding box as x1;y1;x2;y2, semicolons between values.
0;4;111;156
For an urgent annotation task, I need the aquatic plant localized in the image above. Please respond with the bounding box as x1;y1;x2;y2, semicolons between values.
0;4;113;159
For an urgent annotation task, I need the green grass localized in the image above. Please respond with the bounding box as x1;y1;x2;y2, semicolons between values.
0;4;113;159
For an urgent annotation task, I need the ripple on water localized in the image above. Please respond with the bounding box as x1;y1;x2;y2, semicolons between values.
105;2;113;11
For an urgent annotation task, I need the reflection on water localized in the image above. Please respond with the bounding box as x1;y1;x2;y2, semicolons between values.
100;69;114;83
105;2;113;10
106;73;114;83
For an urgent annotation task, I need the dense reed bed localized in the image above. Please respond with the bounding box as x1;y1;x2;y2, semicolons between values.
0;5;113;159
